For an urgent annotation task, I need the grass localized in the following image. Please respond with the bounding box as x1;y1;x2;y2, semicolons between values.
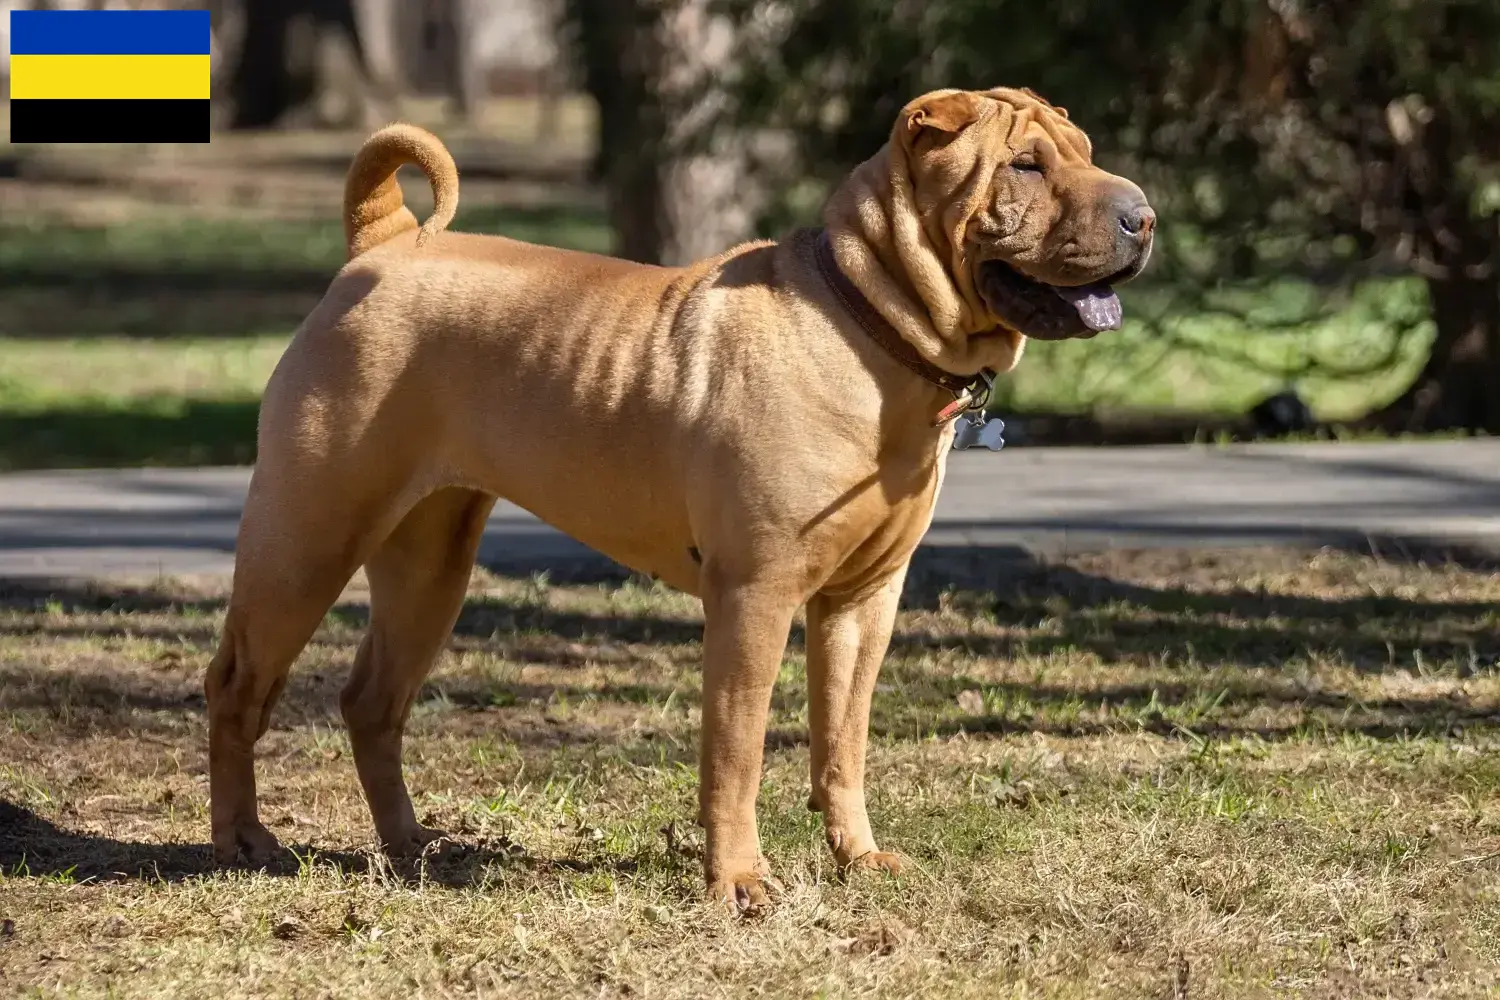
3;547;1500;997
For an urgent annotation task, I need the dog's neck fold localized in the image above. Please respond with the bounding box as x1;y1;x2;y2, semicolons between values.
821;147;1023;378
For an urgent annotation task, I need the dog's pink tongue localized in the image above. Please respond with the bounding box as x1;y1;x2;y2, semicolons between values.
1055;284;1123;331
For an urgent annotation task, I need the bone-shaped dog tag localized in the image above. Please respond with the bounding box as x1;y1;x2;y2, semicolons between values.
976;416;1005;451
951;413;983;450
951;413;1005;452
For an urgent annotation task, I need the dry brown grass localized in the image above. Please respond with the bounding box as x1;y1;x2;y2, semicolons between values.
3;547;1500;998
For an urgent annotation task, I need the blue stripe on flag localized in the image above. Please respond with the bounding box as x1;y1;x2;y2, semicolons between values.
9;9;210;56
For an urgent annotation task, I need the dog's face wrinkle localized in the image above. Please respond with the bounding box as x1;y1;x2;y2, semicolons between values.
972;119;1104;268
903;92;1149;341
994;172;1041;242
978;127;1083;264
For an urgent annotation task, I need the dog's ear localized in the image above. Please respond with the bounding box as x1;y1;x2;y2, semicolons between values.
903;91;984;146
1017;86;1068;119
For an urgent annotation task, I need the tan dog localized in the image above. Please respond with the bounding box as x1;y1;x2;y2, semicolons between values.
205;86;1153;908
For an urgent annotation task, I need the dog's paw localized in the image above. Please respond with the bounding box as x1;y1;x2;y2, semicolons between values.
847;850;908;877
710;870;783;916
825;827;904;876
212;820;285;867
381;823;453;859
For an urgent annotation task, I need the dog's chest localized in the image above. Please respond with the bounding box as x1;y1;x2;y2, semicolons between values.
810;448;948;593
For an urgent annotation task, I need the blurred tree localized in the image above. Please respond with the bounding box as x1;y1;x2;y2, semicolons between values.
720;0;1500;432
561;0;758;264
563;0;669;262
225;0;396;128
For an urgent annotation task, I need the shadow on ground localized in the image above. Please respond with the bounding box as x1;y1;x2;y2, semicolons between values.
0;798;663;889
5;538;1499;670
3;541;1496;736
0;401;261;472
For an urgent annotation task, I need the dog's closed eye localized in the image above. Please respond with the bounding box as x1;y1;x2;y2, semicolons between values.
1011;156;1044;175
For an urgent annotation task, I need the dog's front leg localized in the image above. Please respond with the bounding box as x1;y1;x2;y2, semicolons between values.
805;569;908;875
698;574;798;910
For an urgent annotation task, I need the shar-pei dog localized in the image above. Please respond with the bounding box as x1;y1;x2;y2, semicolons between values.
205;86;1154;909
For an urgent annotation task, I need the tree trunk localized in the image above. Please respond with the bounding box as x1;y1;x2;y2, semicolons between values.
658;0;758;265
565;0;754;265
353;0;404;97
1381;272;1500;434
1370;101;1500;435
567;0;669;263
230;0;304;128
229;0;390;129
1375;213;1500;434
447;0;486;120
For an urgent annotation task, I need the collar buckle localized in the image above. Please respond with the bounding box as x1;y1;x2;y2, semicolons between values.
933;370;995;427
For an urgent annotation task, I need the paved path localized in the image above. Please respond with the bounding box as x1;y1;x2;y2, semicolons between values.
1;440;1497;582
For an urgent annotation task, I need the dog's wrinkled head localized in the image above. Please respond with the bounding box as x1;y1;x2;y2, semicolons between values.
829;86;1154;375
900;86;1153;344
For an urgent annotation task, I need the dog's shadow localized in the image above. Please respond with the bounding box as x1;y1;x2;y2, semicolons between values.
0;799;655;890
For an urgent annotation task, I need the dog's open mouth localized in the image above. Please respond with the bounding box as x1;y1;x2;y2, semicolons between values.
978;260;1126;341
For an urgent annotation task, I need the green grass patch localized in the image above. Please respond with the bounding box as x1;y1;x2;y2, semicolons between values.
0;338;281;470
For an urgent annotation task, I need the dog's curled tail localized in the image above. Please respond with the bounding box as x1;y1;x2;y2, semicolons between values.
343;123;459;260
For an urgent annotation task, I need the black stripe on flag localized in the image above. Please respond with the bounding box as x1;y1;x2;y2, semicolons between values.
10;98;209;143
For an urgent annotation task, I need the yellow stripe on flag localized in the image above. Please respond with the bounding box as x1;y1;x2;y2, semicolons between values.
9;54;209;100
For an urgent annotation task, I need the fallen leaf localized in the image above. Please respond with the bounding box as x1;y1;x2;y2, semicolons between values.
991;778;1037;808
847;923;909;957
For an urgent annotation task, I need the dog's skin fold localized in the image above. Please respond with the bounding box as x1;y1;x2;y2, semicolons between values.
204;86;1153;909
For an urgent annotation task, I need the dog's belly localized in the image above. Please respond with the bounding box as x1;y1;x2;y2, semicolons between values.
509;490;702;595
457;422;702;594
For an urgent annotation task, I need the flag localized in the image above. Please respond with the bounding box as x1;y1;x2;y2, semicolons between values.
8;9;211;143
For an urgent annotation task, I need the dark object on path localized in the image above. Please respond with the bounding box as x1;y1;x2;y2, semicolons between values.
1249;390;1317;439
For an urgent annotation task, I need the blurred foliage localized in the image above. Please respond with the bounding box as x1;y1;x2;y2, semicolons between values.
715;0;1500;430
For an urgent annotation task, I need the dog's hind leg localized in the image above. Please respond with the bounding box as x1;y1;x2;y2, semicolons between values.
805;567;909;876
206;489;373;866
340;486;496;855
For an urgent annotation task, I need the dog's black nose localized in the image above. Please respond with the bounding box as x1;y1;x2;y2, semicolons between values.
1118;200;1155;239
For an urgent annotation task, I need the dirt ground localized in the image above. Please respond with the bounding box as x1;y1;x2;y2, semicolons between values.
2;546;1498;998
